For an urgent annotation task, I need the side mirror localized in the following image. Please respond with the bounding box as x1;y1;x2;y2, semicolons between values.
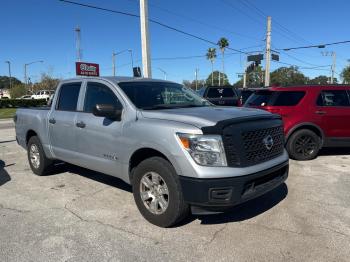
93;104;122;121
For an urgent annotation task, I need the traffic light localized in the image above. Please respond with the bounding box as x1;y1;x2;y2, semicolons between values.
246;62;256;74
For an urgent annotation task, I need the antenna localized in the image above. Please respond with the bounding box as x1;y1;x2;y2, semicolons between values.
75;26;82;61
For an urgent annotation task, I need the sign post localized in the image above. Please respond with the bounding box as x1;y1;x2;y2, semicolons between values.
75;62;100;77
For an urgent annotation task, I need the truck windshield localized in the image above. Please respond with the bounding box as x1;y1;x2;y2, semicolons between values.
118;82;211;110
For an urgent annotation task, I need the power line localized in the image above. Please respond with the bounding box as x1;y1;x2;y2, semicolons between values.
127;0;260;41
278;40;350;51
59;0;249;54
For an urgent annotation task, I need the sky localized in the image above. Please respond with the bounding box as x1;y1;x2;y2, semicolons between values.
1;0;350;85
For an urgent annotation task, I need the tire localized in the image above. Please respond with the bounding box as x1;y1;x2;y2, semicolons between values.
132;157;190;227
27;136;54;176
287;129;321;160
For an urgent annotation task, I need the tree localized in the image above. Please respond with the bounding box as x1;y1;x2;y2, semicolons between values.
31;73;60;92
270;66;309;86
206;48;217;86
0;76;22;89
341;66;350;84
217;37;229;86
9;84;27;98
308;75;330;85
182;79;206;90
206;71;229;86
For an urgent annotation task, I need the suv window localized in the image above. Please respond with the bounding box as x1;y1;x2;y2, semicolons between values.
84;82;122;113
244;90;273;106
56;82;81;111
206;87;236;98
317;90;350;107
273;91;305;106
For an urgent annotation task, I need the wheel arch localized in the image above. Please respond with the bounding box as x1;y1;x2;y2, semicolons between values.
286;123;325;146
128;147;174;183
26;129;39;145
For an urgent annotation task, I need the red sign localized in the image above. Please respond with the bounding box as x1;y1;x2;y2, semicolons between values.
75;62;100;76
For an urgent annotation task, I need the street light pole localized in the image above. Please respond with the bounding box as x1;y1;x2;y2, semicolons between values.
5;61;12;89
24;60;43;91
158;68;167;80
112;49;134;76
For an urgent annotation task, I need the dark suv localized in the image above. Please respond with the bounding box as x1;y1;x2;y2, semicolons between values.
244;85;350;160
201;86;239;106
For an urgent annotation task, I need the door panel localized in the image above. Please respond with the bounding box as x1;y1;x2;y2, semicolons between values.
48;82;82;164
75;81;124;176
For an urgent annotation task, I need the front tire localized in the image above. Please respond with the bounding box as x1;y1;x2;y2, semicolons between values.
27;136;54;176
132;157;189;227
287;129;321;160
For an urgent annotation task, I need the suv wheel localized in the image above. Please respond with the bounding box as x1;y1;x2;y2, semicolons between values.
132;157;189;227
27;136;54;176
287;129;321;160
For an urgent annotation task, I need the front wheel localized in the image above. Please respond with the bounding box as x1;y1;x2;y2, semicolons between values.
132;157;189;227
287;129;321;160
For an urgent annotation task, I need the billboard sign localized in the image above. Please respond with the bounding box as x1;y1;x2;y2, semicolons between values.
75;62;100;76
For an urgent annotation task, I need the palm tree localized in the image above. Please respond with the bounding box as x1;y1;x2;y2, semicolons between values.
218;37;229;86
206;48;217;86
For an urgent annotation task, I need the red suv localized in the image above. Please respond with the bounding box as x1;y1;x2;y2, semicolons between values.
244;85;350;160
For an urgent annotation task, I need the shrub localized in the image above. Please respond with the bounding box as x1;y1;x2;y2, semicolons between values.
0;99;47;108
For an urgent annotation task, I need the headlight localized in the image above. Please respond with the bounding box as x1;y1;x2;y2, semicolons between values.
177;133;227;167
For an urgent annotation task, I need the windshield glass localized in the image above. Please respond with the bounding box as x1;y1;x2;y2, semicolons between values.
118;81;211;110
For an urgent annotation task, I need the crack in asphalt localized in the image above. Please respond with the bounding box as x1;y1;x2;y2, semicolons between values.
318;226;350;238
207;224;228;245
241;222;315;237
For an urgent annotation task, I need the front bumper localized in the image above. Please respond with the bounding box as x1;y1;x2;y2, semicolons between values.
179;161;288;210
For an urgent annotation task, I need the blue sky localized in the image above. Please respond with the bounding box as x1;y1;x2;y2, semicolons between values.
1;0;350;84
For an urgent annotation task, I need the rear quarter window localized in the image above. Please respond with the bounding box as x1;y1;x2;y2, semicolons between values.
244;90;273;106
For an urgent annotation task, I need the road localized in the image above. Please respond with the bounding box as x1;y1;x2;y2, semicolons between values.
0;119;349;261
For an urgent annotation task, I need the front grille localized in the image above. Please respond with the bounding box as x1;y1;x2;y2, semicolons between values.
242;126;284;165
222;122;285;167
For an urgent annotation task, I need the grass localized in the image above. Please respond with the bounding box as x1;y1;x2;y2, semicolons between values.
0;108;17;119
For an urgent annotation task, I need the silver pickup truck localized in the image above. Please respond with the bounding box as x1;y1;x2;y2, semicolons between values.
15;77;289;227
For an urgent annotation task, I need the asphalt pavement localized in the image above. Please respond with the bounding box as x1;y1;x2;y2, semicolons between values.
0;119;349;262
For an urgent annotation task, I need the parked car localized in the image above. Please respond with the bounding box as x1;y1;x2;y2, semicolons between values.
244;85;350;160
17;95;33;100
201;86;240;106
31;90;54;101
15;77;288;227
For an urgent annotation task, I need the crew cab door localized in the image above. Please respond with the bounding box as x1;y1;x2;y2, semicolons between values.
48;82;82;163
75;80;124;176
315;89;350;138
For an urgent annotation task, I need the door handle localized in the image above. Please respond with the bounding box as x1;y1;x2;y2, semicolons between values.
76;121;86;128
49;118;56;124
315;110;326;115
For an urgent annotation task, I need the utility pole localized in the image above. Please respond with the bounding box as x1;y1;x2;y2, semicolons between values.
195;68;198;90
5;61;12;89
140;0;152;78
264;16;272;87
322;51;336;84
112;52;116;76
75;26;82;62
243;59;247;88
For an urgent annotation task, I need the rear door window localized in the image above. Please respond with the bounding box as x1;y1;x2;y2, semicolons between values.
273;91;305;106
206;87;236;98
317;90;350;107
56;82;82;111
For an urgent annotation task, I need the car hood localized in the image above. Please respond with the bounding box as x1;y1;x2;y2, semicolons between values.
140;106;272;128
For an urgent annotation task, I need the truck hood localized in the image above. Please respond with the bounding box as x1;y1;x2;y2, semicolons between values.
140;106;272;128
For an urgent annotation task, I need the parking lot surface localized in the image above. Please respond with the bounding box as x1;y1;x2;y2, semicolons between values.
0;119;349;262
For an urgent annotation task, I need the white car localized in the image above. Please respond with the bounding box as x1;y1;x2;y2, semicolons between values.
31;90;55;101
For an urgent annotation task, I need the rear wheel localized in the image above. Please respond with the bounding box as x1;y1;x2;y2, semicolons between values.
132;157;189;227
27;136;54;176
287;129;321;160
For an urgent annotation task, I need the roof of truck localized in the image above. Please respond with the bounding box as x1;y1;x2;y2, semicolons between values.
62;76;173;84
